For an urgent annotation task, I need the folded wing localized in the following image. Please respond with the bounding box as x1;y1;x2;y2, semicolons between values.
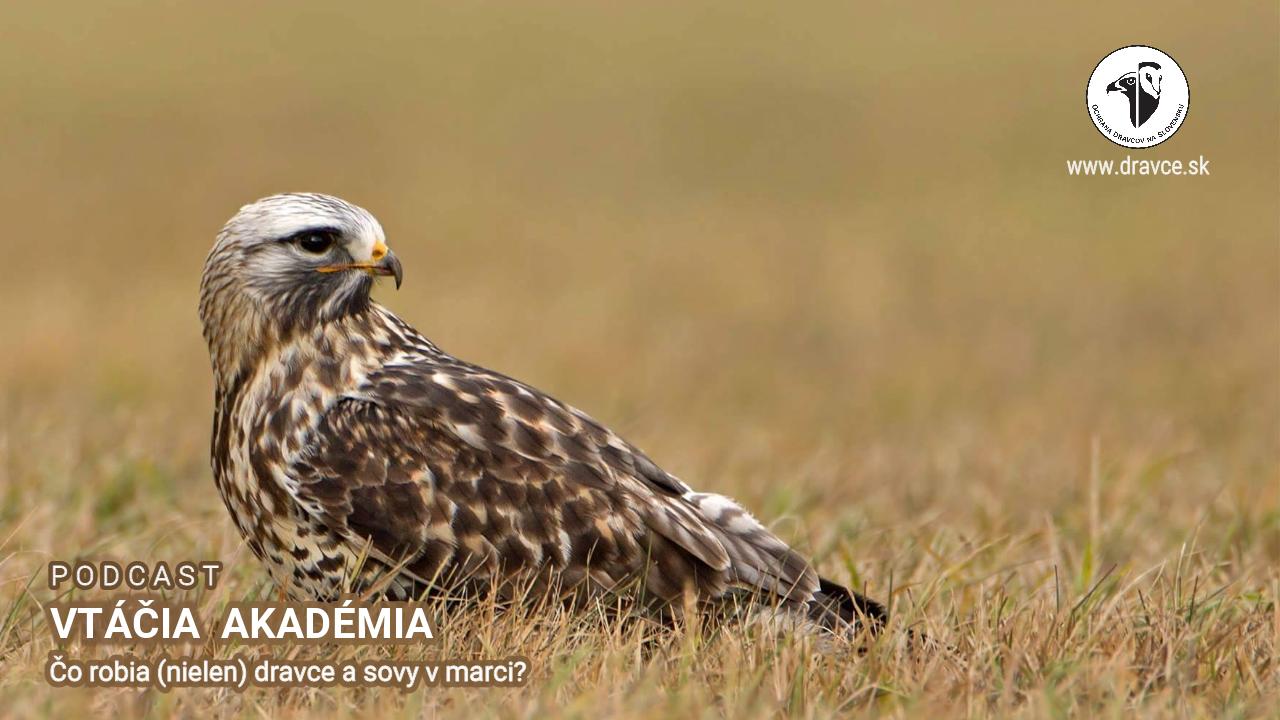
288;355;818;605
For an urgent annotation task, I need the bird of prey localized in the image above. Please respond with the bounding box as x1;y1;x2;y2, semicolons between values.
1107;61;1162;127
198;193;884;633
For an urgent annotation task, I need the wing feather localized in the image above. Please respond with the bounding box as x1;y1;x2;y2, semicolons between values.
287;354;816;602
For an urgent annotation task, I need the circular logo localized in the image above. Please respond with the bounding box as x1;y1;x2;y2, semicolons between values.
1086;45;1189;148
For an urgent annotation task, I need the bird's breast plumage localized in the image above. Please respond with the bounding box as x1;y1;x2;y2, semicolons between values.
212;307;407;597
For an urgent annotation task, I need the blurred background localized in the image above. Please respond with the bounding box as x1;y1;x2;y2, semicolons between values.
0;1;1276;590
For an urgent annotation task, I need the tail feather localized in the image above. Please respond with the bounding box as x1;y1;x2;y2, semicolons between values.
684;491;819;602
680;491;888;637
809;576;887;633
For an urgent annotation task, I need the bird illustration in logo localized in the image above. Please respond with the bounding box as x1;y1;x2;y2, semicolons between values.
1106;61;1163;127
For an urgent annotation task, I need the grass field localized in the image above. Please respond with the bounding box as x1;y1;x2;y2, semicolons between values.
0;1;1277;717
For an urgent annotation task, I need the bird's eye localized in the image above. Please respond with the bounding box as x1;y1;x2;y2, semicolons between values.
295;232;335;254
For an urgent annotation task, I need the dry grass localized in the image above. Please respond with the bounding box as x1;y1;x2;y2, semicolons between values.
0;1;1277;717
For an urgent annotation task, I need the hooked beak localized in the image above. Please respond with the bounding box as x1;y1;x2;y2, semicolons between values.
377;251;404;289
316;241;404;289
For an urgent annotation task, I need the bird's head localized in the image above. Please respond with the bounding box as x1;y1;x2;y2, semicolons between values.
1106;72;1138;98
1138;61;1162;99
199;193;403;379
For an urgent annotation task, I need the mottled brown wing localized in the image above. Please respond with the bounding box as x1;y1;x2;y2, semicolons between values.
289;358;817;603
287;402;731;600
288;396;661;595
363;359;738;570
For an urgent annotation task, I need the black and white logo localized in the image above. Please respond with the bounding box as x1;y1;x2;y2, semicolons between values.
1087;46;1189;149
